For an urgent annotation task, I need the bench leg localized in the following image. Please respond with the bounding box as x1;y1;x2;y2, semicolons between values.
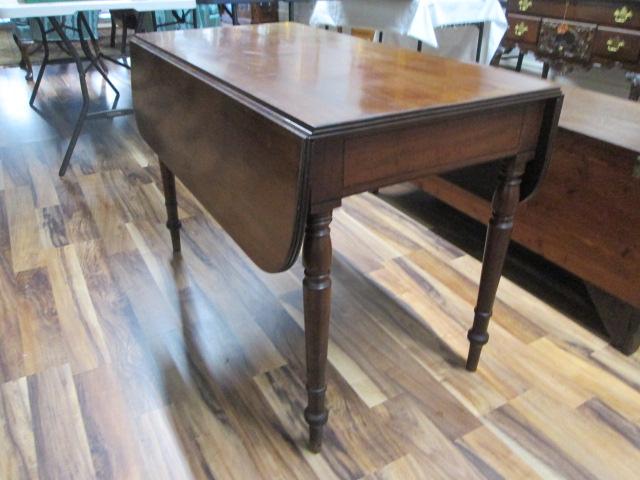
303;210;333;452
586;283;640;355
160;161;182;253
466;155;527;371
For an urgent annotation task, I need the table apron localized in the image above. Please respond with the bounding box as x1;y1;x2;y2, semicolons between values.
324;102;545;198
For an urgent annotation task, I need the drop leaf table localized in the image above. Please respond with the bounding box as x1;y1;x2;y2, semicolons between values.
130;23;563;452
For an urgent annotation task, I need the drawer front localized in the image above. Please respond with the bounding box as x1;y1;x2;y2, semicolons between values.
507;14;541;44
508;0;640;29
593;27;640;62
538;19;596;62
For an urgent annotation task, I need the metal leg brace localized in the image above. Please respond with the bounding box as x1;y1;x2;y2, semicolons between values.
36;15;133;177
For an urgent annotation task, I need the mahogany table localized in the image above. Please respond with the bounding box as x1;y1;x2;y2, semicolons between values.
130;22;563;452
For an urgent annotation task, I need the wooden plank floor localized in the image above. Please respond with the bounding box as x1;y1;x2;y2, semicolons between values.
1;63;640;480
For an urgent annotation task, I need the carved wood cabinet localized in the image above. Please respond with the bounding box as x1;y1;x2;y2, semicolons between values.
503;0;640;99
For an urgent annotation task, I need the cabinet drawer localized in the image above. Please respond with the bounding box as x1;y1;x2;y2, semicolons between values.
593;27;640;62
507;0;640;29
507;14;541;44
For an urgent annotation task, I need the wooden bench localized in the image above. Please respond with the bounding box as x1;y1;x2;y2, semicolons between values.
418;85;640;353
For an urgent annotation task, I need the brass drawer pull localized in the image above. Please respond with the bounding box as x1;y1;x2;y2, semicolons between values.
607;37;625;52
518;0;533;12
614;6;633;24
514;22;529;37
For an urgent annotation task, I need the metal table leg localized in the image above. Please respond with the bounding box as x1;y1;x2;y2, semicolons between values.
29;18;49;106
38;14;134;177
77;13;120;102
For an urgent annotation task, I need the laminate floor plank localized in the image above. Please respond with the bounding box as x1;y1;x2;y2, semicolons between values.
15;267;68;377
6;185;44;273
45;245;110;374
0;377;39;480
74;367;145;480
28;363;96;480
0;63;638;479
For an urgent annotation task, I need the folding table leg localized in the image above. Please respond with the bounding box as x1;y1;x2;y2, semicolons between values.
77;12;121;105
48;17;91;177
29;18;49;106
83;13;108;72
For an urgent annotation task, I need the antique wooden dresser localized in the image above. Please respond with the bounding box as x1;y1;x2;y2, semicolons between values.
501;0;640;99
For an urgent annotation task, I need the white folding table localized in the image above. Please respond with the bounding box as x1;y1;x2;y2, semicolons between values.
309;0;507;64
0;0;196;175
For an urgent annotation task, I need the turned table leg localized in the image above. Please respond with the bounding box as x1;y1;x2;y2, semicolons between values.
302;210;333;452
159;162;182;253
466;155;527;372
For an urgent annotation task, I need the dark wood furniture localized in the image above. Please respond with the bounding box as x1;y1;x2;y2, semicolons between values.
198;0;300;25
499;0;640;99
129;23;562;451
418;85;640;354
110;9;139;55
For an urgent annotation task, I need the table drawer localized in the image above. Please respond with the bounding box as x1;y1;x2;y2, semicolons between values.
507;14;541;44
593;27;640;62
508;0;640;29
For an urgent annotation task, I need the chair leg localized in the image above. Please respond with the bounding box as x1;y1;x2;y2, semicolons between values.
13;33;34;81
121;20;128;56
466;155;528;371
110;14;117;47
490;45;505;67
542;62;550;79
303;210;333;452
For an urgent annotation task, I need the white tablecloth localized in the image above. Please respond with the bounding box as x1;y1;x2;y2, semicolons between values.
308;0;507;63
0;0;196;19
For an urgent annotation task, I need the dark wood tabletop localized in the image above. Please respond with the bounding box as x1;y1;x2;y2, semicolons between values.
133;22;558;130
130;22;563;452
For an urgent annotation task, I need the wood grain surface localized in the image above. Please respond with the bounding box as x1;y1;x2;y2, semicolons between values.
417;87;640;312
1;54;638;479
560;84;640;152
132;23;559;132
